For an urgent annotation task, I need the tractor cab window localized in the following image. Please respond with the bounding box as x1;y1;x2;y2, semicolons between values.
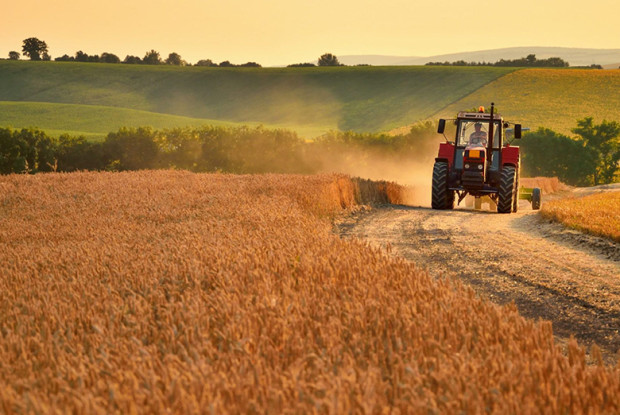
457;120;501;148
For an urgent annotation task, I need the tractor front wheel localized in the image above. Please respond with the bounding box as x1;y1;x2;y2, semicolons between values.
431;162;454;209
497;165;516;214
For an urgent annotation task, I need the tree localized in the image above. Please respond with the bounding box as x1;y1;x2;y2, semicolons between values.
165;52;184;65
287;62;316;67
142;50;161;65
21;37;48;61
195;59;217;67
123;55;142;64
0;128;57;174
218;60;234;67
519;128;597;186
239;62;261;67
572;117;620;184
8;51;20;60
75;50;89;62
545;57;569;68
56;134;105;171
55;54;74;62
318;53;341;66
100;52;120;63
526;54;536;65
103;127;158;170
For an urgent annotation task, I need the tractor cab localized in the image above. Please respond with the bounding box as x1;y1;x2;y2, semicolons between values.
433;103;531;213
453;114;505;190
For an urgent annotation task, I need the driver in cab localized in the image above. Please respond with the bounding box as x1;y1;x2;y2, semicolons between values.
469;122;487;146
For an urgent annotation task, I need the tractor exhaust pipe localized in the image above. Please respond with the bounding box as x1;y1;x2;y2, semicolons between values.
488;102;494;155
487;103;494;178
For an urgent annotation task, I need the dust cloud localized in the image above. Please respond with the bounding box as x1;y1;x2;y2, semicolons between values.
312;145;438;207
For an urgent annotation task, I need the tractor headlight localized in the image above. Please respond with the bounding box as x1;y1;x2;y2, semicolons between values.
465;164;470;169
478;164;483;170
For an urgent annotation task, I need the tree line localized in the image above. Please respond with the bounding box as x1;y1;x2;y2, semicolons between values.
0;122;447;175
519;118;620;185
425;54;604;68
1;118;617;185
7;38;262;67
7;37;349;68
9;38;612;69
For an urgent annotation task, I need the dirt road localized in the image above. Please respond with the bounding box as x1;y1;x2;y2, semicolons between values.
338;200;620;365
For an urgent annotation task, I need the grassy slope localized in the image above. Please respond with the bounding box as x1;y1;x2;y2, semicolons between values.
0;101;262;140
438;68;620;136
0;61;514;137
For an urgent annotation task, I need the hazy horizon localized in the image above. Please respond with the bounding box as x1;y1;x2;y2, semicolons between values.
3;0;620;66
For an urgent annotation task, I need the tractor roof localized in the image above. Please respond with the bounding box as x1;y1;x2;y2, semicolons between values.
457;111;503;120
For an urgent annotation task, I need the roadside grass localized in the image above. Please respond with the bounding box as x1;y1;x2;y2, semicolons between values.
438;68;620;136
541;191;620;242
0;61;515;137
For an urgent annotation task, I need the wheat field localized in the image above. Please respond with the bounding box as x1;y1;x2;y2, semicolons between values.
0;171;617;414
520;177;567;195
541;191;620;242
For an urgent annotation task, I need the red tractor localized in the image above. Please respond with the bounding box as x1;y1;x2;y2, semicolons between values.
432;103;533;213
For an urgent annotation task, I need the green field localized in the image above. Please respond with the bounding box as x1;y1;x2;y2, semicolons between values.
1;61;619;139
0;61;515;138
0;101;260;141
438;68;620;136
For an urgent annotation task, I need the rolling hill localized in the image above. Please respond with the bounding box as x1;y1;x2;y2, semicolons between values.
436;68;620;136
0;61;515;138
1;60;619;140
0;101;257;141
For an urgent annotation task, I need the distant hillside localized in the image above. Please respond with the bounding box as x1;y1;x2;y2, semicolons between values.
339;47;620;67
437;69;620;136
2;61;619;140
0;61;514;137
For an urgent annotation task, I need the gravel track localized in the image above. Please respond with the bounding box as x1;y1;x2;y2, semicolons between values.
337;200;620;365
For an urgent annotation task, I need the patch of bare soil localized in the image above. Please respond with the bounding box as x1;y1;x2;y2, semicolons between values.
336;199;620;365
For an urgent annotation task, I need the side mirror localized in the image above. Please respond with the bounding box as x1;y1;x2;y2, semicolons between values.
514;124;522;139
437;119;446;134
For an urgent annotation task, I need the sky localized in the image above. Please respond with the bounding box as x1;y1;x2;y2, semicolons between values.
3;0;620;66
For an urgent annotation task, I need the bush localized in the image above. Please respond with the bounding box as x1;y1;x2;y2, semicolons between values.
520;128;597;186
0;127;57;173
103;127;158;170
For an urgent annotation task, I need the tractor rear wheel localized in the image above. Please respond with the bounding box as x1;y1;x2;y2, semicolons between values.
532;187;542;210
431;162;454;209
497;165;516;214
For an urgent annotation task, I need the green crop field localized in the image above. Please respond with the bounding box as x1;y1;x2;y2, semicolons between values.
0;101;258;140
0;61;514;138
1;61;618;140
438;68;620;136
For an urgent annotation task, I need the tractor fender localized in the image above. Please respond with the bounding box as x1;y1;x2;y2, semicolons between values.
437;142;455;169
502;145;520;167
